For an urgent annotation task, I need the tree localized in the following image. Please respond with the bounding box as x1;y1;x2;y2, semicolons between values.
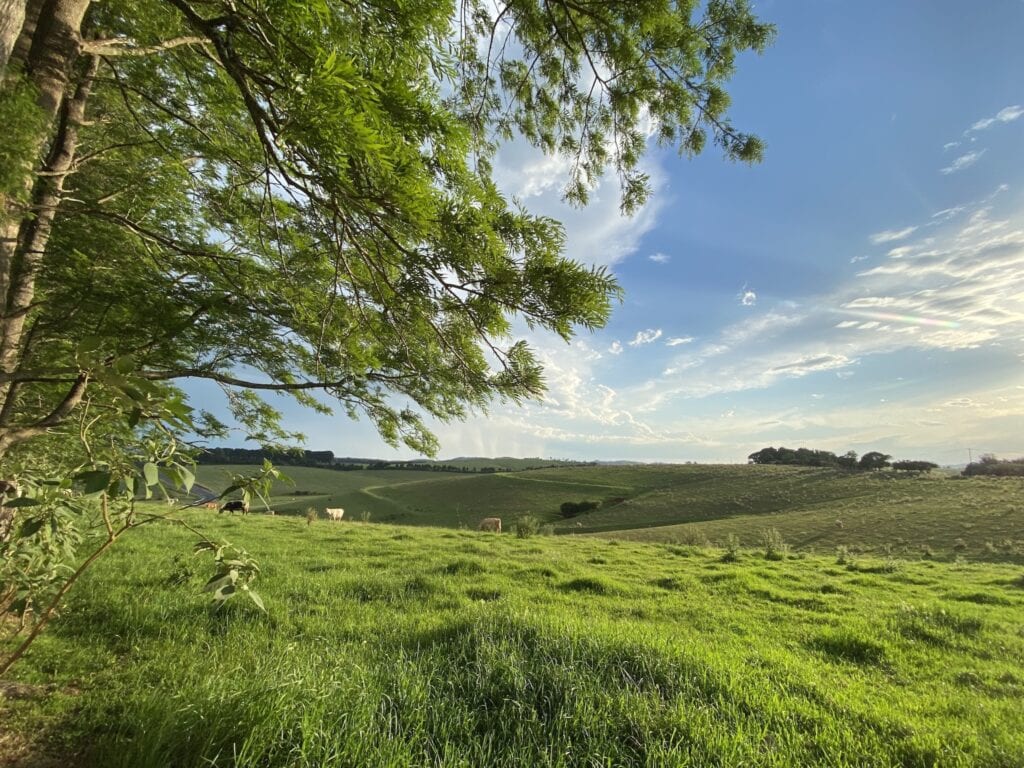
858;452;891;471
0;0;773;667
0;0;774;464
891;460;938;473
836;451;858;470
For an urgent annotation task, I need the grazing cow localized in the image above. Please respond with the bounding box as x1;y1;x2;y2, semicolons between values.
325;507;345;521
204;502;218;510
477;517;501;533
220;499;249;514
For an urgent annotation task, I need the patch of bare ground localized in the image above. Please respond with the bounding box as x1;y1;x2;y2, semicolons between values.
0;683;78;768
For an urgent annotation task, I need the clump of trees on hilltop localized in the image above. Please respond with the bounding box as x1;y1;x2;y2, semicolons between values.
748;447;937;472
962;455;1024;477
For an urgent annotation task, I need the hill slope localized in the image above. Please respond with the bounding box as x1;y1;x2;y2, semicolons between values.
195;463;1024;561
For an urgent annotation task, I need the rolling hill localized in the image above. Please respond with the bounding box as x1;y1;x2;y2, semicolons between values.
193;463;1024;563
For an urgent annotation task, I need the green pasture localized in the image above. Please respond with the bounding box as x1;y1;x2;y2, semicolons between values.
2;515;1022;766
194;463;1024;562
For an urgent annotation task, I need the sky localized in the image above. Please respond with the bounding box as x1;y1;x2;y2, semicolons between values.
197;0;1024;465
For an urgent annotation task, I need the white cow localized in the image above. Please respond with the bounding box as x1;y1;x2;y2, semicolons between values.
325;507;345;521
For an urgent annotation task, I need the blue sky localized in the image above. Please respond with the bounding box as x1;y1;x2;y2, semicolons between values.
197;1;1024;464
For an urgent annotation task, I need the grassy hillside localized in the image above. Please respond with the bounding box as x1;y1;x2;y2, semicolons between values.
195;463;1024;562
2;515;1022;767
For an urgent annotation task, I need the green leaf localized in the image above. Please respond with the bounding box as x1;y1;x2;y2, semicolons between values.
75;470;112;495
246;589;266;612
143;462;159;487
19;518;44;536
203;573;235;593
78;335;102;354
5;497;41;508
178;466;195;494
113;355;135;375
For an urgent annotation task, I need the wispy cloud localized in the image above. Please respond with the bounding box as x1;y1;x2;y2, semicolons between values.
665;336;694;347
870;226;918;244
943;141;960;152
629;328;662;347
491;137;666;267
969;105;1023;132
740;289;757;306
648;252;670;263
940;149;985;175
608;341;623;355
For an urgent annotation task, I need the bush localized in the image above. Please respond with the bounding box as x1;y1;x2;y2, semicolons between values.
721;534;741;562
514;515;540;538
559;500;600;518
762;528;789;560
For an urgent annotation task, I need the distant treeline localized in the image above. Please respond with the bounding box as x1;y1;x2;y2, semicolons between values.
196;447;338;466
962;455;1024;477
748;446;937;472
195;447;572;474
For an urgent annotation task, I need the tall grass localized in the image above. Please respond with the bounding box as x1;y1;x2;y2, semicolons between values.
3;513;1022;766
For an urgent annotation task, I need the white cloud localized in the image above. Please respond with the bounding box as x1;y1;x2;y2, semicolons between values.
850;254;870;264
740;289;757;306
608;341;623;355
943;141;960;152
628;328;662;346
665;336;694;347
969;105;1024;132
491;137;666;268
870;226;918;244
648;252;670;263
940;149;986;175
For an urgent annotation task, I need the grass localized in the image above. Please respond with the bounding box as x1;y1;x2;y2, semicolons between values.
2;512;1023;766
196;463;1024;562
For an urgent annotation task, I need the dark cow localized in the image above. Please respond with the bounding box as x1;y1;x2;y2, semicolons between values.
220;499;250;515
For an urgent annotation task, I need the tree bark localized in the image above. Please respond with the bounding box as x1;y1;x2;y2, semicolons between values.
0;0;91;454
0;0;28;78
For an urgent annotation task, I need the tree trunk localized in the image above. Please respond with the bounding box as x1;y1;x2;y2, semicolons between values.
0;0;91;455
0;0;28;78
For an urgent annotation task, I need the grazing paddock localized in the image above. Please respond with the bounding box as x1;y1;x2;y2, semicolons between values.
1;514;1021;767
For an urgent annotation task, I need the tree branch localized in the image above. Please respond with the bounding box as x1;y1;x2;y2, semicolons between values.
81;35;210;57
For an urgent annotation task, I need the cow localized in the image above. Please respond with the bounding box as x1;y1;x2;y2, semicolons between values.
325;507;345;521
477;517;501;533
204;502;218;510
220;499;249;514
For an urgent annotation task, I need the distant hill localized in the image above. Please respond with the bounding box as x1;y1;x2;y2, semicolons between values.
193;462;1024;563
195;447;588;473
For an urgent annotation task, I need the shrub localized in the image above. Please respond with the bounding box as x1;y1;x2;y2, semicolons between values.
762;528;789;560
514;515;540;538
539;524;556;536
835;545;851;565
305;507;318;526
559;500;600;518
721;534;741;562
